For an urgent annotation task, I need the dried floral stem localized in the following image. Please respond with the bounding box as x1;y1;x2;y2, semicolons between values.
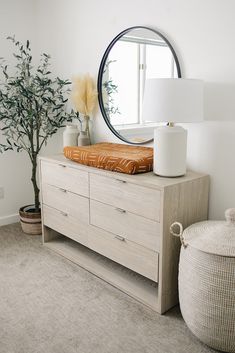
71;74;97;143
84;115;91;142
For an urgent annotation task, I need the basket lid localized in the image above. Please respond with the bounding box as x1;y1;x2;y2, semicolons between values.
183;208;235;257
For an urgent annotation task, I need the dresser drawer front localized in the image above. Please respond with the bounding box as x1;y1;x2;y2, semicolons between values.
42;183;89;222
89;226;159;282
90;200;160;252
43;205;88;246
90;174;161;221
41;161;89;197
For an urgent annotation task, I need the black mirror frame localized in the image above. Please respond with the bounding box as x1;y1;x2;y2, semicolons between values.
97;26;182;145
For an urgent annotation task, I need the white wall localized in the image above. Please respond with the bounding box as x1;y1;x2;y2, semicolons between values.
1;0;235;223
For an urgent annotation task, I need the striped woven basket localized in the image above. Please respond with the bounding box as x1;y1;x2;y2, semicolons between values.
19;205;42;235
170;209;235;353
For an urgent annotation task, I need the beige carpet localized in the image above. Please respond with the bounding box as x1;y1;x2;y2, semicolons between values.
0;223;215;353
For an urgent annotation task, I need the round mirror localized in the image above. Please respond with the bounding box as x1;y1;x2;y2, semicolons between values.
98;26;181;144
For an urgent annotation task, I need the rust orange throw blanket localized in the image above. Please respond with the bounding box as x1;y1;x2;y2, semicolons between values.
64;142;153;174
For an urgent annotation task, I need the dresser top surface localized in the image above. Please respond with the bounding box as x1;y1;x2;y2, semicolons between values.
39;154;209;189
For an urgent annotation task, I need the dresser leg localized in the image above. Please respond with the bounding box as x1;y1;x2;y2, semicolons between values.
43;225;61;243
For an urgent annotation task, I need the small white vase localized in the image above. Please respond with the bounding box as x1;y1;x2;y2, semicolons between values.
63;125;79;147
78;131;90;146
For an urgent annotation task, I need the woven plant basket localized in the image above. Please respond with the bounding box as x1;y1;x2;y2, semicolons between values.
19;205;42;235
170;209;235;353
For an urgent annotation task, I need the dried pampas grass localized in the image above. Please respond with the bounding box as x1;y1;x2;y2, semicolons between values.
71;74;97;116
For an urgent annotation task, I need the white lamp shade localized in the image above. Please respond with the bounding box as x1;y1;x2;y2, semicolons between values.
143;78;204;123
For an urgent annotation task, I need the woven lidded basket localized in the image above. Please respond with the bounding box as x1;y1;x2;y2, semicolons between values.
170;209;235;353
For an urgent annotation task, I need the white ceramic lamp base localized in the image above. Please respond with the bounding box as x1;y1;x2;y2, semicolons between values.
154;126;187;177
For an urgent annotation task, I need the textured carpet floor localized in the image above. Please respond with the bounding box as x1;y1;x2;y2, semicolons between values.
0;223;215;353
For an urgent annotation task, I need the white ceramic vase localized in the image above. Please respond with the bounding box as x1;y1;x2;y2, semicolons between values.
63;125;79;147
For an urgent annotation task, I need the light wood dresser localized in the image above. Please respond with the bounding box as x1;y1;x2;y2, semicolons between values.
39;155;209;314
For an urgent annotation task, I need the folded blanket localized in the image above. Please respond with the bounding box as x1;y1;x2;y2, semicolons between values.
64;142;153;174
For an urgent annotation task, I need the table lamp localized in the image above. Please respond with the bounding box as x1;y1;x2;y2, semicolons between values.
143;78;204;177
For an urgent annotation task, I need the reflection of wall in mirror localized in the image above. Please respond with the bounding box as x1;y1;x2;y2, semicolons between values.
108;41;139;126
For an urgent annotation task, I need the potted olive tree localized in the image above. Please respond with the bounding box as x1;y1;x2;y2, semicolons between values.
0;37;76;234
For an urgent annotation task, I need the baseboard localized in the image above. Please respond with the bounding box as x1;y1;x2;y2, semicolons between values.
0;213;19;226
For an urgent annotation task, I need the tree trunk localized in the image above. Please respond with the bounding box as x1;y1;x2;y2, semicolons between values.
31;156;40;212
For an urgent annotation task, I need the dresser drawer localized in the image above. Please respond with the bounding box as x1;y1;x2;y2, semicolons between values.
90;174;161;221
90;199;160;251
42;183;89;222
89;226;159;282
43;205;88;246
41;161;89;197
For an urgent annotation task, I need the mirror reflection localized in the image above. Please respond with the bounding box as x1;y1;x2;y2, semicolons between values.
98;27;181;144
